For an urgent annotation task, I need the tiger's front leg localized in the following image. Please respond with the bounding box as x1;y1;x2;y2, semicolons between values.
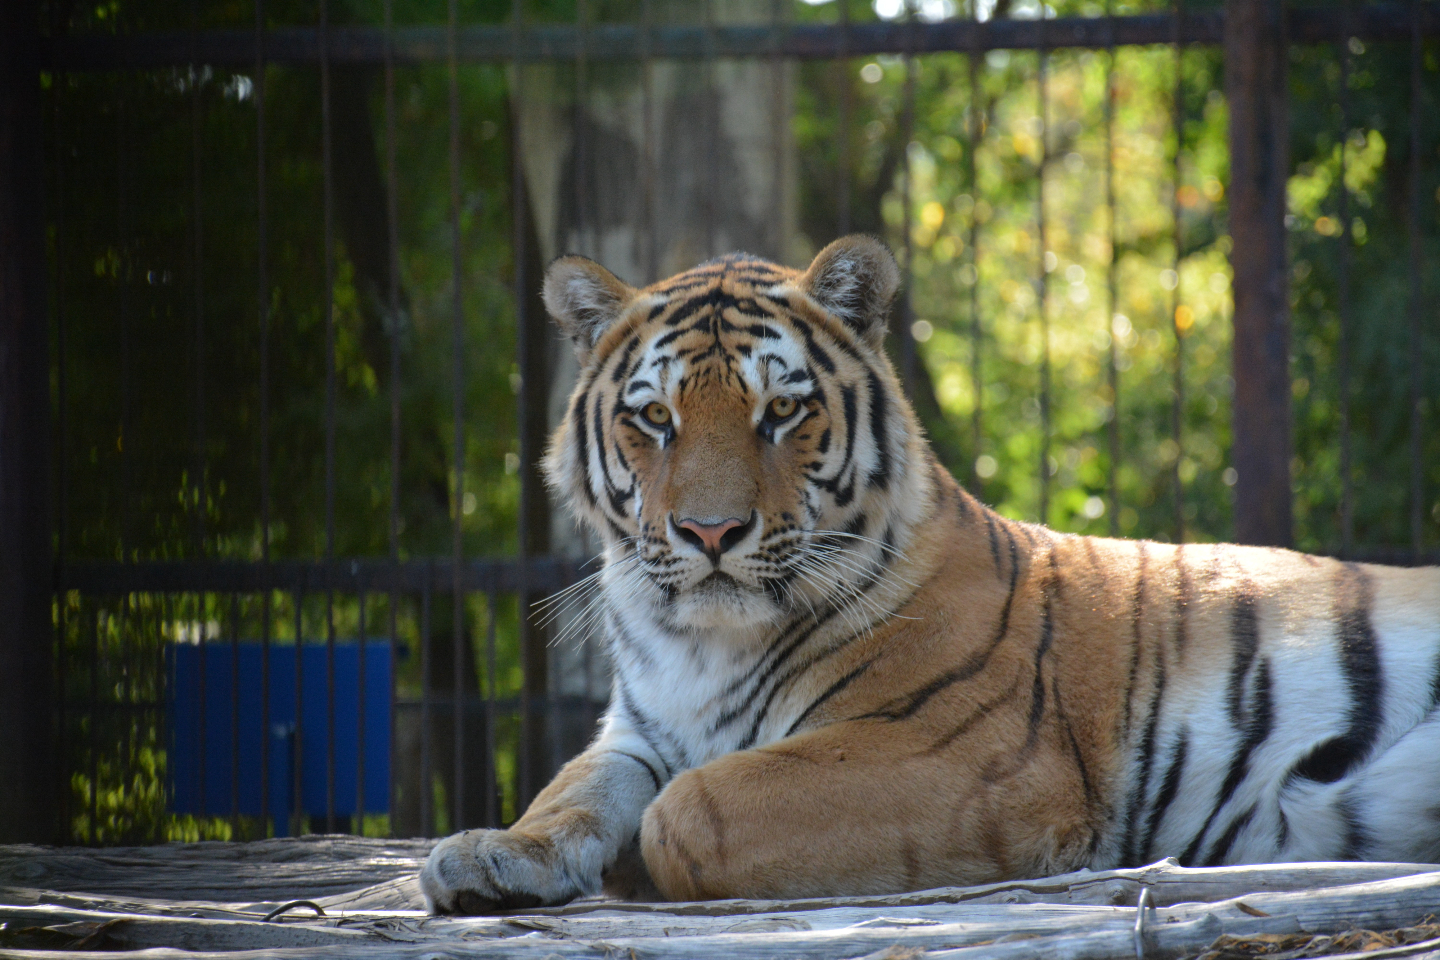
419;720;666;914
640;720;1099;901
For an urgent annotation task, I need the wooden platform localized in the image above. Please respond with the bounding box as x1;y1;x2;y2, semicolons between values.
1;838;1438;959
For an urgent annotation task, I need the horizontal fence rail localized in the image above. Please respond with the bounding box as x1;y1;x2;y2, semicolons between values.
42;4;1440;70
59;559;588;596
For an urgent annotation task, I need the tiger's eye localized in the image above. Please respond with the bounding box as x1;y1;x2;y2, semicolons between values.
642;402;672;426
768;396;798;420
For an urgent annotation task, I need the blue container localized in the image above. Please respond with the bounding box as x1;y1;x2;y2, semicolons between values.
167;641;391;832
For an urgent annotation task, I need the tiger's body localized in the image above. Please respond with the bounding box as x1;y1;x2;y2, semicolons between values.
420;237;1440;913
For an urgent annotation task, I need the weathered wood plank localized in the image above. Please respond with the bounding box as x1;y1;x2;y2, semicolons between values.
516;858;1440;917
1;868;1438;959
0;837;433;902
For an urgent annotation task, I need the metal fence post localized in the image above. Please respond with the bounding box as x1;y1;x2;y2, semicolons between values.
1225;0;1293;548
0;0;59;843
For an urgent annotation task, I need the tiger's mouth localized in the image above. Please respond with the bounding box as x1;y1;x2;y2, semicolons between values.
664;568;782;631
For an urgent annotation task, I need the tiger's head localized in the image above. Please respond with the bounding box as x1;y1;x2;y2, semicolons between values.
542;236;931;636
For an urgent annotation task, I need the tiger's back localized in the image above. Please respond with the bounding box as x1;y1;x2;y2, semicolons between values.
419;237;1440;913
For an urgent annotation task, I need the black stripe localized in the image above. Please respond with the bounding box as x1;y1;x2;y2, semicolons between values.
710;612;837;733
1141;728;1188;861
1025;555;1059;741
716;614;812;701
984;510;1002;576
1288;563;1384;784
593;390;632;516
661;289;725;328
1429;648;1440;710
1180;656;1273;866
610;335;642;383
865;369;891;491
783;656;880;738
859;525;1021;722
1336;787;1370;859
741;622;876;749
654;321;701;349
923;671;1023;755
571;393;597;507
1121;645;1167;865
1054;677;1096;805
792;317;836;373
828;387;860;507
1122;542;1149;736
608;609;658;671
1226;582;1261;726
1201;803;1256;867
606;750;664;792
615;676;679;776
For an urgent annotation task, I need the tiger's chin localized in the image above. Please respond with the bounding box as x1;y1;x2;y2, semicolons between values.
666;572;784;631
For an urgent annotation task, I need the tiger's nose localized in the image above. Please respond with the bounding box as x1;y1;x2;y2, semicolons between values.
674;514;754;562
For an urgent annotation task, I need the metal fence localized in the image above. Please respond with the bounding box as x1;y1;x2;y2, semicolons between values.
0;0;1435;844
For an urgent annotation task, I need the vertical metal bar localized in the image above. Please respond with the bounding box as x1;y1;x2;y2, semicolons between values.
574;0;589;259
768;0;785;261
383;0;401;838
163;593;177;843
190;0;206;560
229;592;240;837
419;570;432;836
484;588;498;827
319;0;338;834
118;97;133;557
89;602;99;842
640;0;657;282
255;0;272;836
0;0;56;845
51;61;70;844
1225;0;1293;548
967;0;982;494
1170;0;1186;544
197;599;207;827
898;2;917;400
552;0;589;783
1105;3;1120;536
120;593;132;838
356;592;366;834
448;0;466;836
293;589;304;836
1337;3;1354;558
114;89;135;834
837;0;851;236
1036;13;1051;524
1408;0;1425;561
510;0;543;811
703;0;716;258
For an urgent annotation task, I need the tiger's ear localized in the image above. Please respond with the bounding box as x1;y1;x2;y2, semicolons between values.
543;255;639;363
796;235;901;350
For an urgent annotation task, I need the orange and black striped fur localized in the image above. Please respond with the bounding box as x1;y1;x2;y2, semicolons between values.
421;236;1440;913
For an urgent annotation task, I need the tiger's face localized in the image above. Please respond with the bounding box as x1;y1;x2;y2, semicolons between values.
543;237;916;635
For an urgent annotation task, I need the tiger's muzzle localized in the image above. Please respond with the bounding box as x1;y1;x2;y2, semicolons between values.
672;512;758;564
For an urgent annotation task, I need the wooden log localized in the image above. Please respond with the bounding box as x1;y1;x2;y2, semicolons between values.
0;904;384;952
1;868;1438;959
505;858;1440;917
0;837;433;902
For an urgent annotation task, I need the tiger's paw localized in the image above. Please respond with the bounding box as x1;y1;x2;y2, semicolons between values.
419;829;583;915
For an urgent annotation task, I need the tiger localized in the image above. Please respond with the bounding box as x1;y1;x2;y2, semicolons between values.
420;235;1440;914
